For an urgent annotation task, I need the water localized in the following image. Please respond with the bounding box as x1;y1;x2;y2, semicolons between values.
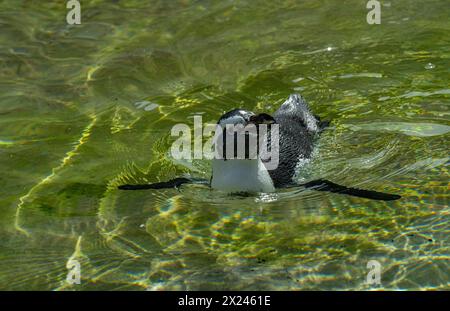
0;0;448;290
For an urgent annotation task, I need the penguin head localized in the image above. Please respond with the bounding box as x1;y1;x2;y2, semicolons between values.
217;109;255;127
215;109;276;160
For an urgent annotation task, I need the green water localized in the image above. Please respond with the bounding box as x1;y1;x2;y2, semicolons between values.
0;0;449;290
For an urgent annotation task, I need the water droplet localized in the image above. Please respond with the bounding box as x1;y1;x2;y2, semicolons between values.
425;63;435;70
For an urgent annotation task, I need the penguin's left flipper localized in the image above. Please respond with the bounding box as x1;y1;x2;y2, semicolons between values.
118;177;209;190
299;179;401;201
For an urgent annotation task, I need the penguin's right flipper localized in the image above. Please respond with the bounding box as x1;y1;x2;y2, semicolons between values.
118;177;209;190
299;179;401;201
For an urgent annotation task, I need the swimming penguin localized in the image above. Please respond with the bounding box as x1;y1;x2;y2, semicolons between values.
119;94;400;201
210;94;327;193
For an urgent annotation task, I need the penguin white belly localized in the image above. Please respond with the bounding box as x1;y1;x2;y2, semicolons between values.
211;159;275;193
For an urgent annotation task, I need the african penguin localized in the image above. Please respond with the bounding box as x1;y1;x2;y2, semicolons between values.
210;94;327;193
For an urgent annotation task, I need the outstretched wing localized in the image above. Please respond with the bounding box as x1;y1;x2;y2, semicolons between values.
118;177;209;190
299;179;401;201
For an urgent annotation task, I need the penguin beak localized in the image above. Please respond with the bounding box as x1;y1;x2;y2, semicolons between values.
248;113;276;125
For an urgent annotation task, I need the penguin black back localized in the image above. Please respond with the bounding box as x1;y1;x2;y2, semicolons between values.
265;94;327;187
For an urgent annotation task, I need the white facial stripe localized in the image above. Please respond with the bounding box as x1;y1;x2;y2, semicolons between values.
219;115;246;126
219;111;255;126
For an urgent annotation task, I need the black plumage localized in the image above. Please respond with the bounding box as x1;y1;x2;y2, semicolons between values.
264;94;327;187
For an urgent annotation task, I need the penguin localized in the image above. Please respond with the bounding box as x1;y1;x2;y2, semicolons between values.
119;94;400;201
210;108;276;193
210;94;328;192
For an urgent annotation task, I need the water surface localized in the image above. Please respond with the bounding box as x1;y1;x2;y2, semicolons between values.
0;0;448;290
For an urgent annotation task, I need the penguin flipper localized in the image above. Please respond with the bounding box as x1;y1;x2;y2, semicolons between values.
118;177;209;190
299;179;401;201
